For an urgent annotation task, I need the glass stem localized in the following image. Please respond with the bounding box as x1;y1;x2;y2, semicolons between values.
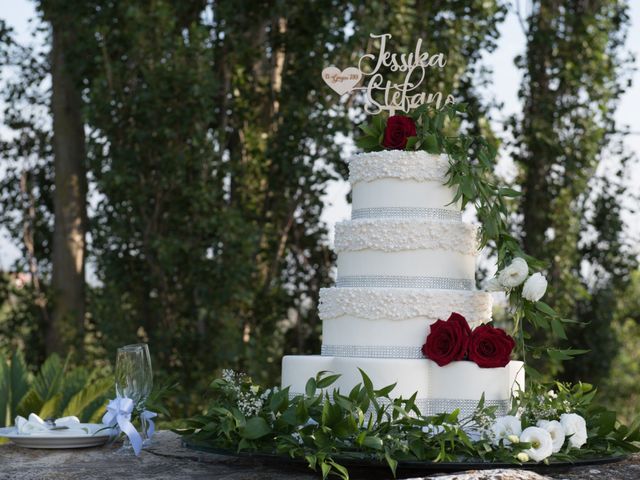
140;413;148;441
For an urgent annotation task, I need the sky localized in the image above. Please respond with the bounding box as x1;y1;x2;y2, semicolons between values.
1;1;639;270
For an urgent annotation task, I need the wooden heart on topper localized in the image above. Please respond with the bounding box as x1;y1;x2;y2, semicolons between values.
322;66;362;95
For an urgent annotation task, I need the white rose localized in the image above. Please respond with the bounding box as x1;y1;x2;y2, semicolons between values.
485;276;504;292
560;413;588;449
520;426;554;462
498;258;529;288
537;420;566;453
491;415;522;446
522;272;548;302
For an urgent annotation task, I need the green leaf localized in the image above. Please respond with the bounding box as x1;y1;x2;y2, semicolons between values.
358;369;374;394
327;460;349;480
16;388;42;418
524;364;543;381
359;124;377;137
374;382;397;397
550;318;567;340
597;410;617;435
32;354;66;402
0;359;8;427
460;177;476;199
241;416;271;440
355;135;381;152
9;352;30;420
547;348;589;361
372;114;385;132
39;392;63;419
316;373;341;389
305;377;317;397
320;461;331;479
59;368;89;408
63;377;112;419
305;454;317;470
499;187;522;197
422;133;439;153
385;453;398;477
362;435;384;450
405;136;418;150
535;301;557;317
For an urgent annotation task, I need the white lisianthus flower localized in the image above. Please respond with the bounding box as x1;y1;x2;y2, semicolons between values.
485;276;504;292
520;426;554;462
522;272;548;302
491;415;522;446
498;258;529;288
537;420;566;453
560;413;588;449
516;452;530;462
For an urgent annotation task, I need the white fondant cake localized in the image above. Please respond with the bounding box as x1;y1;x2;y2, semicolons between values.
281;150;524;416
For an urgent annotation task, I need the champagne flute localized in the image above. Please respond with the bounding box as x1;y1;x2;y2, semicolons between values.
114;343;153;450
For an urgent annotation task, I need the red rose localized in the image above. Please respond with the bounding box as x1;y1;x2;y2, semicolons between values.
468;324;515;368
421;312;471;367
382;115;417;150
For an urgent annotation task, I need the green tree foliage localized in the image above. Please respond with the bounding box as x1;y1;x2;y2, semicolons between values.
600;271;640;424
0;20;53;367
509;1;637;383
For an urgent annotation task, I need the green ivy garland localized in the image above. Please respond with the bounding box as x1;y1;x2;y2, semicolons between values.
356;104;586;377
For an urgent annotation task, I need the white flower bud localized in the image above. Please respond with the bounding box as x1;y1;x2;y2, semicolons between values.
520;426;553;462
522;272;548;302
516;452;530;462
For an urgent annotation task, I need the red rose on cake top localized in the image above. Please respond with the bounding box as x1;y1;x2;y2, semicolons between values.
421;312;471;367
382;115;417;150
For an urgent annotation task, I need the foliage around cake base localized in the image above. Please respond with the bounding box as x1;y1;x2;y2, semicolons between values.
178;371;639;479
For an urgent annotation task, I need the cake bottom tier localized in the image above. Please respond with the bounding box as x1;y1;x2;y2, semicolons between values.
281;355;524;418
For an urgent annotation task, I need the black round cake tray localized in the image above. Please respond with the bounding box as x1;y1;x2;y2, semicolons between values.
183;437;627;477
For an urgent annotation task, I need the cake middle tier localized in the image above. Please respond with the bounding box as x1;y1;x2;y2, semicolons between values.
319;288;492;358
335;218;478;282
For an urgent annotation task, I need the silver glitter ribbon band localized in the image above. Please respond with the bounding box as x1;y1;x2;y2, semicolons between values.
322;344;423;359
352;207;461;222
336;275;474;290
288;392;509;418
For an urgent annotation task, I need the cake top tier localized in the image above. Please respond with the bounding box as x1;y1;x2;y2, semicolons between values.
348;151;449;185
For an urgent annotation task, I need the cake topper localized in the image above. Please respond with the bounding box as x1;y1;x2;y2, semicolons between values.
322;33;454;115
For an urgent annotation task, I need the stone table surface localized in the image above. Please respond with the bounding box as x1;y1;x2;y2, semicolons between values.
0;431;638;480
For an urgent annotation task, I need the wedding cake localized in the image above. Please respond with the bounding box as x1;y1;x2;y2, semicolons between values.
281;150;524;417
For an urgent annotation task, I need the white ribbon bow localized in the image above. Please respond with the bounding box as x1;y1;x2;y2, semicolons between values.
102;397;143;455
140;409;157;438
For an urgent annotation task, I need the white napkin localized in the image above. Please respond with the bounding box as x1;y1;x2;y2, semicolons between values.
14;414;88;436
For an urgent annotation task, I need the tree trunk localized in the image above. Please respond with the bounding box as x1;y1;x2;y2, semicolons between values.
49;23;87;356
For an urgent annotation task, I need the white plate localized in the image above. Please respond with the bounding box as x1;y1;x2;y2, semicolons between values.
0;423;114;449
